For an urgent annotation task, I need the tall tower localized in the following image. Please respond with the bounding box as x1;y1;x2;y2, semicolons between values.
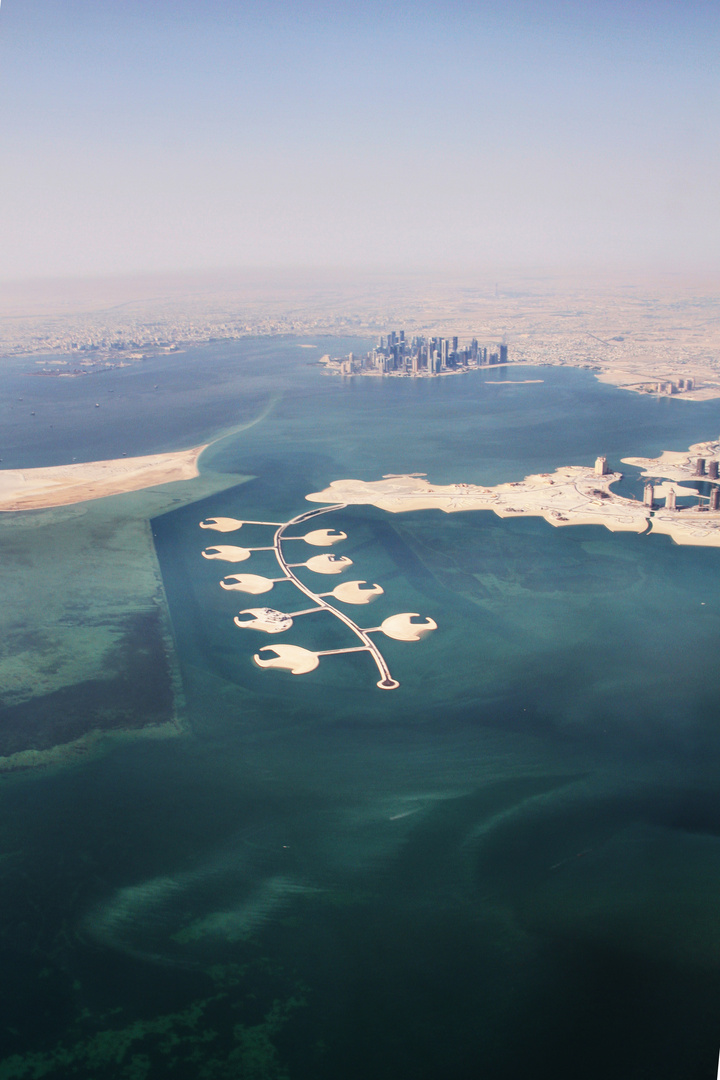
594;456;608;477
499;344;508;364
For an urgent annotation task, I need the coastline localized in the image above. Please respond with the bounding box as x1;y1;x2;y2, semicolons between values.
0;445;207;512
2;339;718;779
594;367;720;402
306;448;720;549
321;357;525;379
322;352;720;400
0;459;248;776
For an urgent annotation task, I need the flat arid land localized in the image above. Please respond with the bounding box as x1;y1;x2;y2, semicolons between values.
0;446;206;512
2;270;720;399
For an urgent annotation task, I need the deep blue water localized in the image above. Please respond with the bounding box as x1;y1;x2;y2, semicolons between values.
1;339;720;1079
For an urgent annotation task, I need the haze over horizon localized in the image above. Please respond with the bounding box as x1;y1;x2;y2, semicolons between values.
1;0;718;282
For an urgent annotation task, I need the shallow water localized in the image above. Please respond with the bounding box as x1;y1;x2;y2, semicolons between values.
1;339;720;1078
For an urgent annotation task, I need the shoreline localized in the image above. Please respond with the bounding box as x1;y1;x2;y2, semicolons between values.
5;329;718;401
322;354;720;400
306;447;720;549
0;445;207;512
594;367;720;402
321;358;526;379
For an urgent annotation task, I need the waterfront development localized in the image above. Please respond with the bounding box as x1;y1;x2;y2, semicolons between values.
200;504;435;689
1;334;720;1079
323;330;509;377
4;0;720;1071
4;271;719;403
306;442;720;547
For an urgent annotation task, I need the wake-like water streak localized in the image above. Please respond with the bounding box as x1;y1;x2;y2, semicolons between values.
81;874;191;966
196;393;282;469
81;850;316;966
177;876;320;944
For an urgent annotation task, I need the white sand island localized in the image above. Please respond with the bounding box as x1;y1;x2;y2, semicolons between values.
306;442;720;548
0;446;207;512
307;469;648;531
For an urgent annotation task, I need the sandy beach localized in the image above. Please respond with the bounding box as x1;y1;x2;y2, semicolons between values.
0;445;207;512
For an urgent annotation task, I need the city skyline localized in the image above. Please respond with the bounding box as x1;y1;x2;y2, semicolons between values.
330;331;509;377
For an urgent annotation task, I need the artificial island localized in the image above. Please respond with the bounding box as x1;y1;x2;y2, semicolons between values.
1;313;719;773
192;437;720;696
306;439;720;548
200;508;436;690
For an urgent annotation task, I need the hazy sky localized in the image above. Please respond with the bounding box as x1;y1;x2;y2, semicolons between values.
1;0;718;280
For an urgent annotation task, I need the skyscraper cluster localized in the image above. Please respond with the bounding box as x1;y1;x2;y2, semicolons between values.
338;332;508;376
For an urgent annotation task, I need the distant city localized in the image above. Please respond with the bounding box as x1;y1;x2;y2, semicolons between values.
324;331;509;378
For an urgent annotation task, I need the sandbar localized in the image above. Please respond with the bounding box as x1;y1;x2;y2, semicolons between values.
0;446;207;512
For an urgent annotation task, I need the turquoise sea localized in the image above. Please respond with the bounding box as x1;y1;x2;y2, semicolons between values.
1;338;720;1078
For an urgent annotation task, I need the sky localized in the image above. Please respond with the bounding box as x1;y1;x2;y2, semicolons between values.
0;0;718;280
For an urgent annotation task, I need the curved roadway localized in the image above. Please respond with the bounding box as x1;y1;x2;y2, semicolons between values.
272;505;399;689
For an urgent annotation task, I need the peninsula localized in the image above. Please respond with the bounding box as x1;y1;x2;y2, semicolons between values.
0;445;207;512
